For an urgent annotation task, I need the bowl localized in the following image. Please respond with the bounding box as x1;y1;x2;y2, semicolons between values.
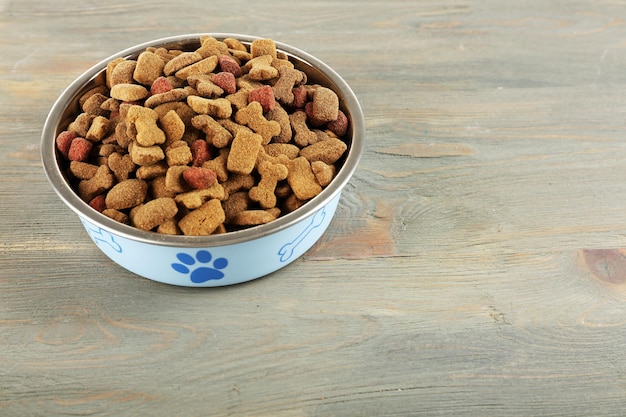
41;33;365;287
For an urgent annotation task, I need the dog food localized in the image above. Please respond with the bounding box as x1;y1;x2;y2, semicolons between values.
55;36;349;236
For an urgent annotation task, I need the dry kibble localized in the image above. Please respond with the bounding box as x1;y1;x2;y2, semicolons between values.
105;179;148;210
227;130;263;175
110;83;150;101
131;197;178;231
134;51;166;86
178;199;225;236
56;36;350;235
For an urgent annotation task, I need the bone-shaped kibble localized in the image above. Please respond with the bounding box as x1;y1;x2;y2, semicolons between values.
126;105;165;147
77;164;115;202
289;110;318;147
163;51;203;76
175;55;219;80
187;96;232;119
174;182;225;209
234;101;281;145
192;114;233;148
108;152;135;182
249;160;288;209
272;65;305;105
244;55;278;81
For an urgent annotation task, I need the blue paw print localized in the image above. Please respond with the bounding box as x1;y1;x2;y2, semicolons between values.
171;250;228;283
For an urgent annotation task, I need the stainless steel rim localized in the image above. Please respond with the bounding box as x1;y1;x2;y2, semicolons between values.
41;33;365;248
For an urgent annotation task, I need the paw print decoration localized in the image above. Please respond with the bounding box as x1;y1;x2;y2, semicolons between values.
171;250;228;284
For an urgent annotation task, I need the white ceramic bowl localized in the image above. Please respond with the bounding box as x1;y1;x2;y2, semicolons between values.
41;33;364;287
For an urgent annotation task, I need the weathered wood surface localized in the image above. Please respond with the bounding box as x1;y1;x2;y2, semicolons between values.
2;0;626;415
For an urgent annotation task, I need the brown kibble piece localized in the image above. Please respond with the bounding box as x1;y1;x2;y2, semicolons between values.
187;96;232;119
299;137;348;165
192;114;233;148
156;218;181;235
129;141;165;166
109;60;137;86
134;51;166;86
85;116;110;142
70;161;99;180
202;148;229;182
163;51;203;76
265;105;292;143
126;105;166;147
287;157;322;201
78;165;115;202
165;165;190;193
175;56;219;80
235;101;281;144
222;191;251;222
222;173;255;197
105;179;148;210
311;160;336;187
311;87;339;123
160;109;186;144
244;55;278;81
82;93;109;116
272;65;305;105
178;199;225;236
249;160;288;209
103;208;129;224
108;152;135;181
227;130;263;175
175;183;225;209
131;197;178;231
289;110;318;147
144;88;190;108
110;83;150;102
230;208;279;226
250;38;277;59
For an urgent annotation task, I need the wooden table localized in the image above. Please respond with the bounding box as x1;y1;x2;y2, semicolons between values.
2;0;626;415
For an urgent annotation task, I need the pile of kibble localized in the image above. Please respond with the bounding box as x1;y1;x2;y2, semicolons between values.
55;36;349;236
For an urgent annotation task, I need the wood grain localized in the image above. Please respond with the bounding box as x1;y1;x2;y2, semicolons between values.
3;0;626;416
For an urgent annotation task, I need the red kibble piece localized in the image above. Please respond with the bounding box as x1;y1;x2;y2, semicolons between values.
68;137;93;162
88;194;107;212
327;110;349;137
291;85;307;109
55;130;77;158
183;166;218;189
304;102;326;128
212;72;236;95
248;85;276;113
150;76;173;95
218;54;243;77
190;139;211;167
